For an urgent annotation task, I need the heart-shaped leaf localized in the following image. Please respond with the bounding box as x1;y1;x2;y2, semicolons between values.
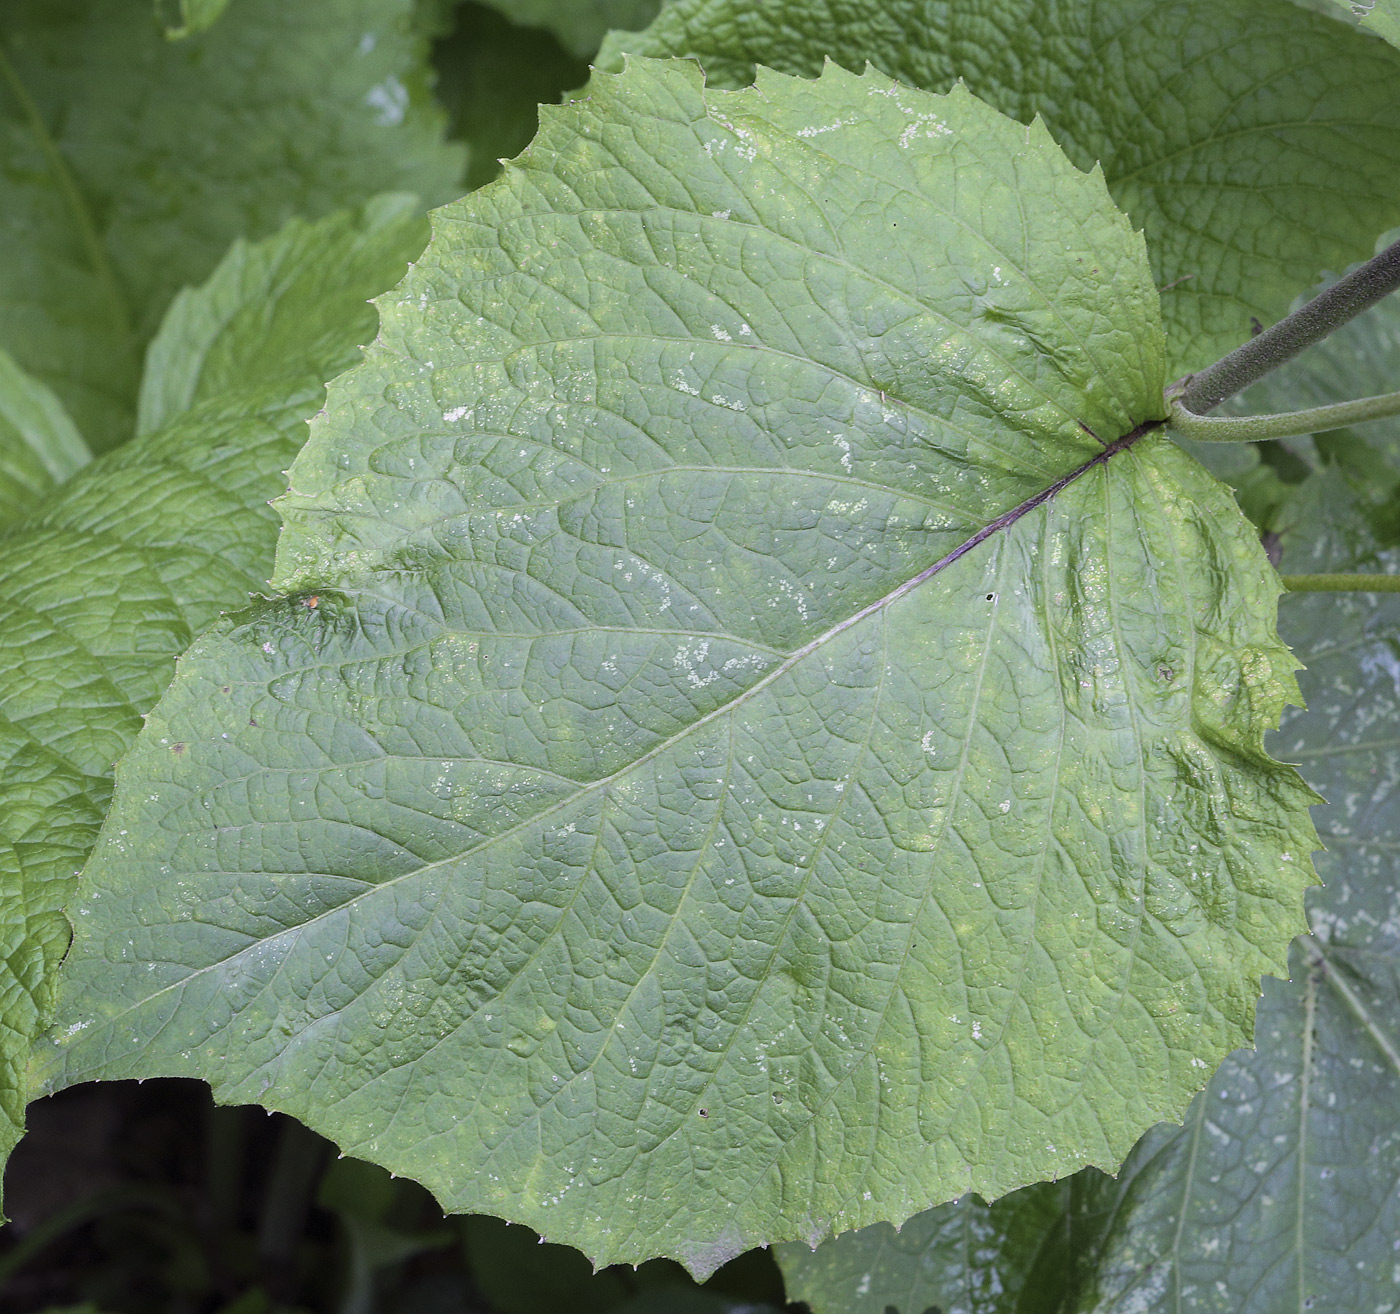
45;59;1316;1274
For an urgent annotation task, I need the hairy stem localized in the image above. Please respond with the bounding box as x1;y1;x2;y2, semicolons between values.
1177;237;1400;414
1169;390;1400;442
1281;573;1400;592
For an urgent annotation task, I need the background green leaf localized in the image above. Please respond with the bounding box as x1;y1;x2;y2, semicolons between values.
155;0;234;40
0;199;428;1213
476;0;665;56
431;3;590;193
601;0;1400;378
0;351;89;531
776;1179;1070;1313
47;61;1316;1275
0;0;463;452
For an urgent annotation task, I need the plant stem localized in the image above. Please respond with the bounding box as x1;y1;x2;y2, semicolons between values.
1281;573;1400;592
1169;390;1400;442
1177;236;1400;414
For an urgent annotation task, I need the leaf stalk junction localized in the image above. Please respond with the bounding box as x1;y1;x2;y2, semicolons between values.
1163;237;1400;595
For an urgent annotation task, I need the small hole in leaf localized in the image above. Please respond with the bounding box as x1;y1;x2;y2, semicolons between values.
697;1108;708;1118
985;593;996;602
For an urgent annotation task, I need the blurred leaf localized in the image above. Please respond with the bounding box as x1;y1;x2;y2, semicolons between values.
0;350;89;530
614;1292;781;1314
155;0;233;39
477;0;664;56
462;1215;688;1314
0;0;463;451
433;3;589;192
1319;0;1400;44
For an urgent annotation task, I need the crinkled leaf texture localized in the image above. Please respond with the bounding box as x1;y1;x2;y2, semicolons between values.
779;295;1400;1314
0;0;463;451
0;349;89;529
0;199;428;1211
1051;475;1400;1314
47;60;1317;1275
602;0;1400;378
1050;285;1400;1314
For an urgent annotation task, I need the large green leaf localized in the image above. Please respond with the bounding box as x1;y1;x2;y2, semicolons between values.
0;0;462;452
601;0;1400;379
477;0;664;56
0;350;89;530
45;60;1316;1274
0;199;429;1212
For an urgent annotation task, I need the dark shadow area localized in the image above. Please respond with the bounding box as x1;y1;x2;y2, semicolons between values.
1;1080;801;1314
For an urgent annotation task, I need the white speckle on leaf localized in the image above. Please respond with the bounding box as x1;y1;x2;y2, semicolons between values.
797;117;855;137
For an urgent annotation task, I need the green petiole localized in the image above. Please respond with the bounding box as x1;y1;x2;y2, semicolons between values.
1168;390;1400;443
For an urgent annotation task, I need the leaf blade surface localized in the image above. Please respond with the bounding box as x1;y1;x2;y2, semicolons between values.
0;201;428;1210
601;0;1400;377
